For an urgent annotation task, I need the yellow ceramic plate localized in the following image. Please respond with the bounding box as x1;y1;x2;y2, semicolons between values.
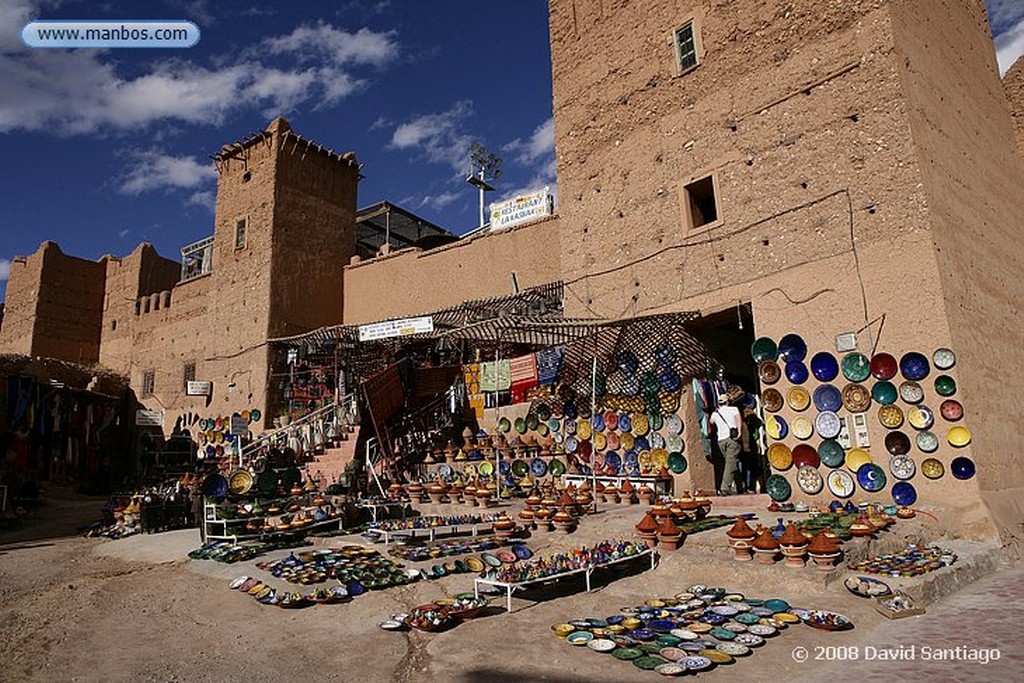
921;457;945;479
774;613;801;623
632;413;649;436
577;420;593;440
787;386;811;412
767;443;793;471
689;622;713;633
765;415;788;440
593;432;607;451
907;406;934;430
878;404;904;429
791;416;814;440
638;451;653;469
620;432;635;451
652;448;670;468
845;448;872;472
947;425;972;447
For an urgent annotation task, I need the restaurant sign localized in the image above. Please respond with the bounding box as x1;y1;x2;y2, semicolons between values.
358;316;435;342
490;187;553;231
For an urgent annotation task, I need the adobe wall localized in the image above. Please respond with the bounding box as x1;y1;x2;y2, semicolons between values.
889;0;1024;546
0;241;105;364
343;217;562;325
1005;57;1024;158
549;1;997;537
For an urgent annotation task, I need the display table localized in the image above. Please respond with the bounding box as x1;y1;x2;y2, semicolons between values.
366;522;494;546
358;499;412;524
473;548;657;612
562;475;673;495
203;503;344;543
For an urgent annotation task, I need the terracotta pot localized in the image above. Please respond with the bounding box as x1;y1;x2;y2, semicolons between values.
729;538;754;561
658;532;682;551
780;545;807;568
638;531;658;549
753;547;778;565
808;551;841;571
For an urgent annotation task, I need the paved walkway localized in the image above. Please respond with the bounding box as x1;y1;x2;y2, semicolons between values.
801;565;1024;681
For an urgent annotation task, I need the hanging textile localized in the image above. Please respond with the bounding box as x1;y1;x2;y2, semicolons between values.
479;361;498;393
535;346;563;385
510;353;538;404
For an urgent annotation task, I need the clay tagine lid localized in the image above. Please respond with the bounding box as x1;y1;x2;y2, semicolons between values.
636;513;660;534
637;484;654;494
896;506;916;519
557;490;576;508
807;529;841;554
534;505;553;519
753;529;780;550
659;516;682;537
518;509;535;521
553;509;574;523
658;466;671;479
727;517;757;540
779;522;808;547
621;480;635;493
594;481;605;492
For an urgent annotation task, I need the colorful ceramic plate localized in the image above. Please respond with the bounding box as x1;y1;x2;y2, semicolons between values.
841;383;871;413
892;481;917;506
899;381;924;405
787;386;811;412
878;405;904;429
577;420;593;440
717;642;750;656
947;425;972;447
814;411;842;440
818;439;845;468
921;457;945;479
785;360;809;385
778;333;807;362
907;405;934;430
612;647;643;661
765;474;792;502
530;458;548;477
813;385;842;412
845;448;872;472
683;655;713;671
844;576;892;598
884;431;911;456
654;663;686;676
940;400;964;422
593;432;607;451
872;380;898;406
567;631;594;646
792;444;820;468
796;465;824;495
758;360;782;385
934;375;957;397
799;611;853;631
933;347;956;370
916;430;939;453
762;388;784;413
665;414;683;435
751;337;779;363
951;456;976;479
870;352;898;380
765;415;788;440
767;444;794;471
666;434;683;452
514;417;528;434
900;352;930;381
620;432;635;451
668;452;688;474
632;413;649;436
588;638;617;653
564;435;579;453
828;469;856;497
889;454;916;480
649;433;666;450
510;459;527;476
841;353;871;382
857;463;887;492
811;352;840;382
791;416;814;440
734;633;765;647
479;461;494;476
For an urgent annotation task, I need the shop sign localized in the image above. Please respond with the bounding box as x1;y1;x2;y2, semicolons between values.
135;409;164;426
230;414;249;438
358;316;434;342
186;380;212;396
489;187;553;231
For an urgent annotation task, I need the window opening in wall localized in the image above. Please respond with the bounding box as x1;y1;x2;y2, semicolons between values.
183;361;196;388
142;370;155;398
111;319;117;331
675;22;698;72
180;235;213;282
235;218;247;250
684;175;718;229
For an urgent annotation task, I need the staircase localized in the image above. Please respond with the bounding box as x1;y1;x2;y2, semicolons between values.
307;428;361;487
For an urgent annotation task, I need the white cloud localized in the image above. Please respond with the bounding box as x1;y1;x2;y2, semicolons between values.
0;258;10;281
117;228;130;239
0;5;399;134
389;100;475;170
187;190;216;211
503;117;555;164
118;151;216;195
996;18;1024;75
418;190;462;212
989;0;1024;35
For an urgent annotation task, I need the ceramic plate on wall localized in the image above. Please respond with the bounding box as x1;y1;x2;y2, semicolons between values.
900;352;930;381
827;469;856;498
889;455;916;481
932;348;956;370
810;352;840;382
841;353;871;382
815;411;842;439
787;386;811;412
785;361;809;385
818;439;845;468
871;380;898;405
778;334;807;362
791;416;814;440
751;337;779;363
796;466;824;495
915;430;939;453
762;389;784;413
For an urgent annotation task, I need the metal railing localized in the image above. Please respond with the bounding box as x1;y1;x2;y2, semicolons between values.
237;391;358;466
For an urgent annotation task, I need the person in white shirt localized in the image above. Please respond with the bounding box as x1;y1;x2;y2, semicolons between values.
710;394;743;495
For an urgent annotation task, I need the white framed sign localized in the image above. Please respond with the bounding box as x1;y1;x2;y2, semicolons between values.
489;187;553;231
186;380;212;396
358;316;434;342
135;409;164;426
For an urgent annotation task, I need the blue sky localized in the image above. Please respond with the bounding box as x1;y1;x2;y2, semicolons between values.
1;0;1022;295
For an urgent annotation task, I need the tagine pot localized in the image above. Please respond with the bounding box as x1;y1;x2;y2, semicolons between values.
636;512;660;549
475;488;494;508
778;523;809;568
657;518;684;551
552;509;576;534
726;517;758;562
752;528;779;565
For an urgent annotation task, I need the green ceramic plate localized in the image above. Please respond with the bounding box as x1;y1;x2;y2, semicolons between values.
841;353;871;382
612;647;643;660
818;439;845;468
549;458;566;476
751;337;779;363
765;474;792;502
668;452;687;474
871;381;898;406
511;459;529;476
934;375;957;397
633;655;668;670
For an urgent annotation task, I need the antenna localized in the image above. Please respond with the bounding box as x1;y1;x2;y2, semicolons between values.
467;143;502;230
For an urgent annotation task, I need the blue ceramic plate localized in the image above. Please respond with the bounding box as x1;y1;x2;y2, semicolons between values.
812;385;842;412
785;360;809;385
765;415;788;440
624;450;639;466
818;439;845;468
856;463;887;492
604;451;622;472
778;334;808;362
618;413;632;432
751;337;778;363
202;473;228;498
872;380;898;405
814;411;842;439
891;482;917;506
634;436;650;452
951;456;976;480
765;474;792;502
530;458;548;477
900;352;930;381
811;352;839;382
498;460;511;475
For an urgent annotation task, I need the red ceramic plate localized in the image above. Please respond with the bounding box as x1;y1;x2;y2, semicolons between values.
870;353;898;380
791;444;820;469
940;399;964;421
604;410;618;431
578;440;593;460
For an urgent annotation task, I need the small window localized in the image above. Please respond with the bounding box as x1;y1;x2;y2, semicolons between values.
183;361;196;388
675;22;699;73
684;175;719;229
235;218;247;249
142;370;155;398
111;319;117;331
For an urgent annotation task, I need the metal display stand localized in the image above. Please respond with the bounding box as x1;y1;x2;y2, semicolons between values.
473;548;657;612
358;500;411;524
365;522;493;546
562;474;673;495
203;502;343;543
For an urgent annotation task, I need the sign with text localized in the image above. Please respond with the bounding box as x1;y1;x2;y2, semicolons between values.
186;380;212;396
230;414;250;438
358;316;434;342
135;409;164;426
490;187;553;231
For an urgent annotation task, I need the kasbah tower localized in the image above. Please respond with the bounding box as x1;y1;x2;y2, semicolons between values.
548;0;1024;543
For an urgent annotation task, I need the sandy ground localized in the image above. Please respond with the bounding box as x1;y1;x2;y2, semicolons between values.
2;488;1022;682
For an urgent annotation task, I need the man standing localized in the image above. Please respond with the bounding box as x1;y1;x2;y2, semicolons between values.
710;393;743;495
